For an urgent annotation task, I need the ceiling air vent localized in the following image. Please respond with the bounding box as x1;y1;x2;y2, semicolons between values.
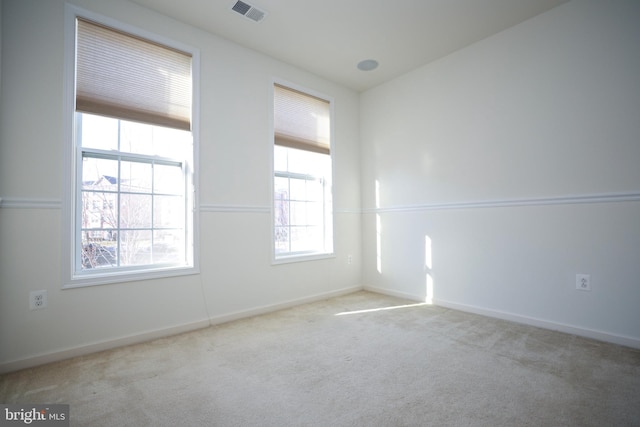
231;1;267;23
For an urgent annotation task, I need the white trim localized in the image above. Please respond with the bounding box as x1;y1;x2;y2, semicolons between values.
4;192;638;213
272;252;336;265
363;191;640;214
0;319;210;374
363;285;425;302
0;197;62;209
363;286;640;349
208;285;361;325
433;298;640;350
0;286;362;374
335;208;361;214
63;265;200;289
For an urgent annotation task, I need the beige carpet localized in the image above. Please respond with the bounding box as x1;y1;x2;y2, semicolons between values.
1;291;639;426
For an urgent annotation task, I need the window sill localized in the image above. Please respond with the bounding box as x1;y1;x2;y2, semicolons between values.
63;265;199;289
272;252;335;265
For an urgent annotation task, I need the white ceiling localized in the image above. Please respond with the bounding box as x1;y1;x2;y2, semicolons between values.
130;0;568;92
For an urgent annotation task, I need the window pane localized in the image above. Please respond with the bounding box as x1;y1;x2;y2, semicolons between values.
154;164;183;194
287;149;317;175
120;194;152;228
81;238;117;269
154;195;184;228
153;230;184;264
290;201;308;225
289;178;307;201
307;179;323;202
306;202;323;226
120;117;154;155
120;160;152;193
82;192;118;229
82;157;118;190
151;126;192;158
274;227;289;254
274;198;289;227
274;176;289;198
274;145;288;171
120;230;152;266
290;226;313;252
79;113;118;150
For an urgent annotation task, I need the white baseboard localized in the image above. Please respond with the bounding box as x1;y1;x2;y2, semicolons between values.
0;286;363;374
434;298;640;350
362;285;640;349
362;285;425;302
208;285;363;325
0;319;210;374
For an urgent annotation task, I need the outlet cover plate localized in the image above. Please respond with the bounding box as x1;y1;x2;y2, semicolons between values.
30;290;48;310
576;274;591;291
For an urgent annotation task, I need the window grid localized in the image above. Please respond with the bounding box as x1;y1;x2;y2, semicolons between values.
274;148;330;258
77;116;187;272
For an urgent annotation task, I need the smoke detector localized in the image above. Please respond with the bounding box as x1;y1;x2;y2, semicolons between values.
231;1;267;23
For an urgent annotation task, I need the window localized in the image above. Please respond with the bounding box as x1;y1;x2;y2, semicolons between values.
64;8;198;286
273;83;333;261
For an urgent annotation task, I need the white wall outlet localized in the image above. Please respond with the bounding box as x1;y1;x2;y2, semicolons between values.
347;254;353;265
576;274;591;291
29;290;48;310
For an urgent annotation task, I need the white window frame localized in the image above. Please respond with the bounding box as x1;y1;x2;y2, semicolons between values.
62;5;200;288
271;79;335;264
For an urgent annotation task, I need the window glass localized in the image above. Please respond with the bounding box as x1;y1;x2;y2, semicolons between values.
77;113;191;274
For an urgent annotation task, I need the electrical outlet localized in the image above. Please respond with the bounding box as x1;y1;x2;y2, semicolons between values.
576;274;591;291
347;255;353;265
29;290;48;310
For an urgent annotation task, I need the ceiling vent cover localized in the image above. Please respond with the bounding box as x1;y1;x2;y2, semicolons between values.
231;1;267;22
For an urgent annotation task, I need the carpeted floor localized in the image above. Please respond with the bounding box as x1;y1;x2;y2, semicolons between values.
1;291;639;426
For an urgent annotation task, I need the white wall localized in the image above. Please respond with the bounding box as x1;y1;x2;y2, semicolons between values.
361;0;640;346
0;0;361;371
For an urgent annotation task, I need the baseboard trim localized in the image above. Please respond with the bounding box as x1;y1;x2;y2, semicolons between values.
361;286;640;349
0;286;363;374
434;298;640;350
362;285;425;302
208;285;363;325
0;319;210;374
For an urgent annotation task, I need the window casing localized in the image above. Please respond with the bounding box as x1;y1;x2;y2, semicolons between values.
273;83;334;262
64;6;199;287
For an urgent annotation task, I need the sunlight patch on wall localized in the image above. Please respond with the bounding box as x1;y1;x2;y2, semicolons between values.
425;235;433;304
376;180;382;274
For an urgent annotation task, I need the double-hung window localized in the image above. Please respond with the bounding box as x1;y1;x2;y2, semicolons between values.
65;8;198;286
273;83;333;261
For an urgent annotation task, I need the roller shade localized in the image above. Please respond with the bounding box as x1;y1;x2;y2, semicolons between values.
274;84;330;155
76;18;192;131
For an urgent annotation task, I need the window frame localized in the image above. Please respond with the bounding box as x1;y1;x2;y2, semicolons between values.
62;5;200;288
271;79;335;264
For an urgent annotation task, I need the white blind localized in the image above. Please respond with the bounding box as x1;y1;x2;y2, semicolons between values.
76;18;192;131
274;84;330;155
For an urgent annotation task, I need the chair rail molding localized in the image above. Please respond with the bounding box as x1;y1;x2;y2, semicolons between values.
362;191;640;214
